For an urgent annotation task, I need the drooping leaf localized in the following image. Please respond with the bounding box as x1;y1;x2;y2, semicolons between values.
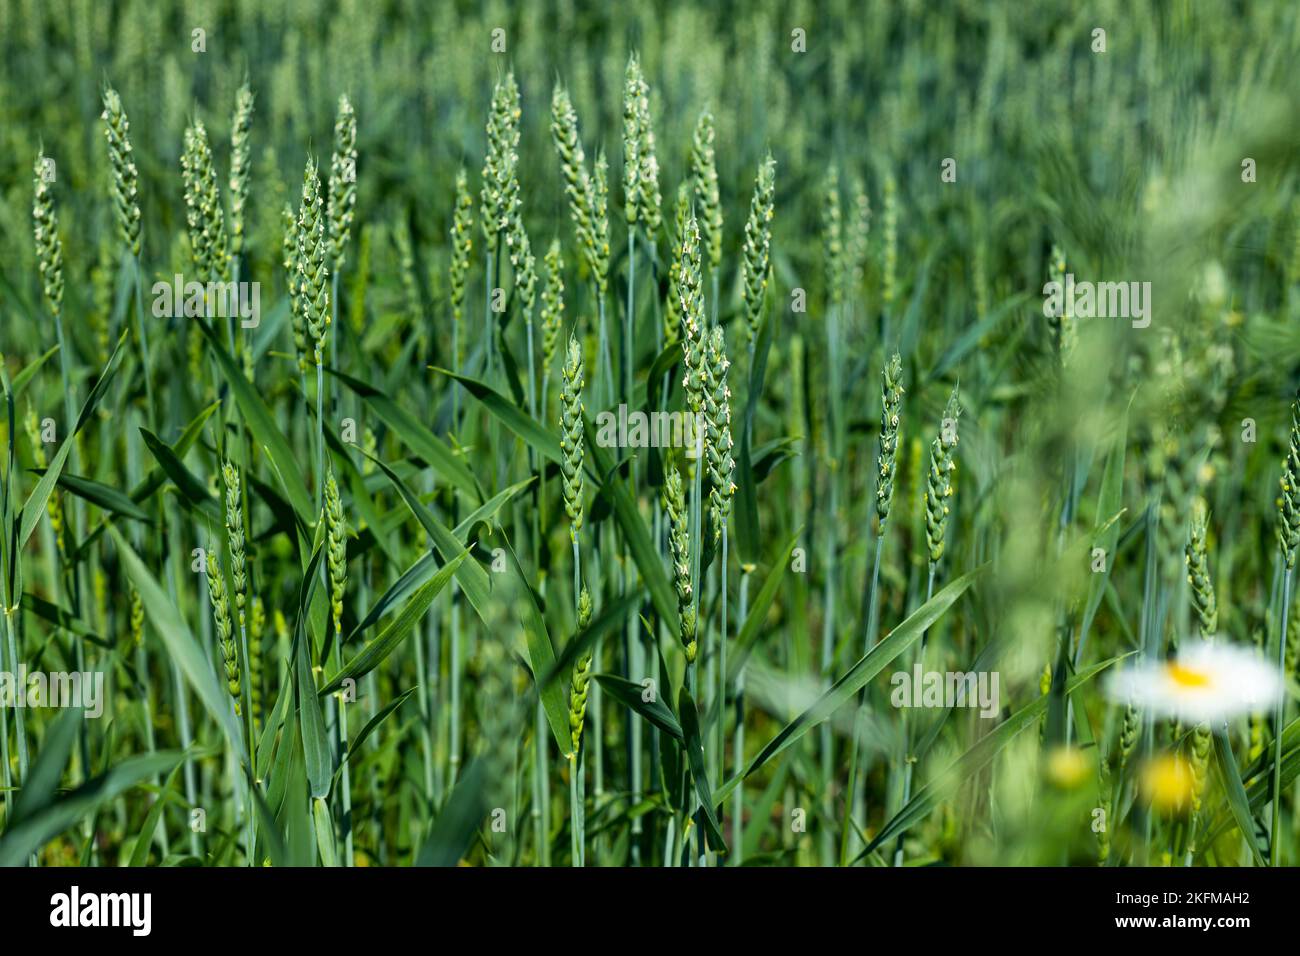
47;471;152;522
595;673;683;740
329;366;482;505
432;367;562;464
583;414;679;638
679;687;727;854
107;526;245;760
731;565;986;792
320;551;466;693
199;321;315;524
360;449;492;623
20;332;129;548
0;751;183;867
496;538;572;755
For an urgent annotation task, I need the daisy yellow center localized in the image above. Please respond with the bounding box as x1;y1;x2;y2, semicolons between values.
1141;754;1193;813
1166;662;1211;689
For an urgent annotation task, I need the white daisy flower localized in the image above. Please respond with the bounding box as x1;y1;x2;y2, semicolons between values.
1106;641;1284;723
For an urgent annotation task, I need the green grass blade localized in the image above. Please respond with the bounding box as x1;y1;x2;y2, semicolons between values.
726;527;801;684
497;537;572;754
20;331;129;548
432;366;562;464
329;366;483;505
198;320;315;524
594;673;684;740
108;525;245;759
583;415;679;637
1211;726;1267;866
0;751;183;867
320;551;466;693
49;471;152;522
679;686;727;853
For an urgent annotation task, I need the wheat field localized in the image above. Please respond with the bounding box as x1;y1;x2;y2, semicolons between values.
1;0;1299;869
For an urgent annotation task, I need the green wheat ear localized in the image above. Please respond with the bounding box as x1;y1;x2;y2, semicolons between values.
590;151;611;297
664;183;691;349
875;352;905;528
90;239;114;365
881;170;898;313
664;462;696;663
560;333;586;538
1096;758;1111;865
1185;496;1217;637
704;326;736;541
741;155;776;344
847;176;871;293
1118;701;1139;769
229;82;255;257
206;551;241;714
129;585;145;649
568;587;594;757
32;151;65;320
550;83;597;274
508;215;537;314
540;240;565;381
1047;243;1076;362
100;87;142;257
822;164;844;306
677;215;706;419
622;54;642;226
296;157;331;366
181;120;230;284
328;93;358;272
449;168;474;366
691;109;723;273
325;468;347;637
634;62;661;237
482;72;521;255
1275;390;1300;568
282;202;310;374
923;386;961;569
221;460;247;630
